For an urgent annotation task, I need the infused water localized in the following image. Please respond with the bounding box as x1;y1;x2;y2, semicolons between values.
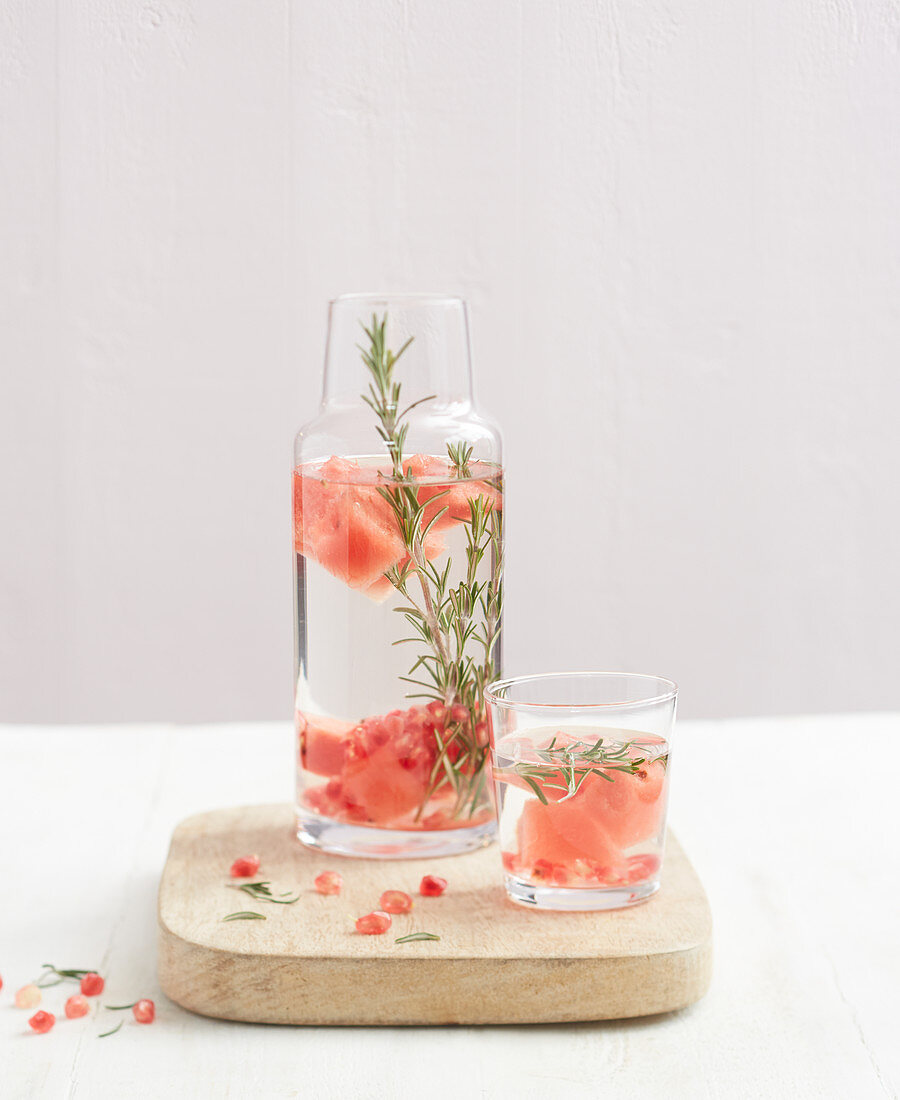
293;453;503;857
493;726;669;898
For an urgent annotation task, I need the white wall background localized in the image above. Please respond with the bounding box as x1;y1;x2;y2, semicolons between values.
2;0;899;723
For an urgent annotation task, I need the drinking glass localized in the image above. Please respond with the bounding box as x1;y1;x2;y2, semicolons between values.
485;672;677;910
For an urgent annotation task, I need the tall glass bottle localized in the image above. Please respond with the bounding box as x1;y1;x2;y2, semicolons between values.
293;294;503;858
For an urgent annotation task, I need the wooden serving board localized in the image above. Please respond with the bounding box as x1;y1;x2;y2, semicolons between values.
158;803;712;1025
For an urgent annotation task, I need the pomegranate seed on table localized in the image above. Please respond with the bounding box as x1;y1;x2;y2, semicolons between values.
15;984;41;1009
28;1011;55;1034
379;890;413;915
355;911;392;935
419;875;448;897
0;974;3;992
230;855;261;878
133;999;155;1024
80;972;104;996
65;995;90;1019
314;870;343;895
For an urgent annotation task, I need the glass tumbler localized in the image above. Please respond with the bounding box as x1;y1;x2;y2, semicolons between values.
485;672;677;910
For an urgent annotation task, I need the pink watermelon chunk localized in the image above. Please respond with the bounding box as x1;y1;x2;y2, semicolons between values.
298;711;355;778
581;758;667;849
340;741;432;824
516;786;623;870
403;454;501;533
298;702;492;830
293;456;463;599
293;457;406;594
505;737;668;885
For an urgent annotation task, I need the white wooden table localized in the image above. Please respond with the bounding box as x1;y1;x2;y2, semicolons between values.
1;715;897;1099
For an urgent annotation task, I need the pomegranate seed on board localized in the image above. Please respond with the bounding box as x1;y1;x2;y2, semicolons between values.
355;911;392;935
15;984;41;1009
28;1011;55;1034
0;974;3;992
133;999;155;1024
230;855;261;878
314;871;343;896
419;875;448;897
80;973;104;996
65;995;90;1019
379;890;413;914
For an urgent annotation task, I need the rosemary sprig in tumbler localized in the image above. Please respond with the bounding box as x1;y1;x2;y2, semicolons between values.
493;736;669;805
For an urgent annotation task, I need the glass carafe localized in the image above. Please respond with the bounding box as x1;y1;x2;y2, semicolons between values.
293;294;503;858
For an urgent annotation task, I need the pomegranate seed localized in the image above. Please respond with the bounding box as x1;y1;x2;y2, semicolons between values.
80;972;104;996
0;974;3;992
15;984;41;1009
230;855;261;878
379;890;413;914
65;995;90;1019
419;875;448;897
314;870;343;896
133;999;155;1024
355;910;391;935
28;1010;55;1034
531;859;554;881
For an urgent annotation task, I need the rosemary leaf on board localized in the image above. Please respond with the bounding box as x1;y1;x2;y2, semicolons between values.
36;964;98;988
228;881;300;905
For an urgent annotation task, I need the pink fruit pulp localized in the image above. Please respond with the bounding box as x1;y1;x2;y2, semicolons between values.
501;736;668;888
294;454;501;832
299;703;492;831
293;454;500;600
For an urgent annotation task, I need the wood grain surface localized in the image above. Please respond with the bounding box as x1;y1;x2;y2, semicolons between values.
158;803;712;1025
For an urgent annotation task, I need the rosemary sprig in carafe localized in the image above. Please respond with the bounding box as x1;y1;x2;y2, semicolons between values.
358;314;503;821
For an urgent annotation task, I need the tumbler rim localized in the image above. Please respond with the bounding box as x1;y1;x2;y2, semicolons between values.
484;671;678;711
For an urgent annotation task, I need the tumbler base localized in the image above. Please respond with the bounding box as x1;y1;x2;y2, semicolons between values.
503;873;659;911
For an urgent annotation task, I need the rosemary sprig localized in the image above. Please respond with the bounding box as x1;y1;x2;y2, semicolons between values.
222;910;267;922
494;737;667;805
105;1002;139;1010
228;881;300;905
36;964;98;988
447;441;473;478
357;314;428;480
358;314;503;823
98;1020;124;1039
395;932;441;943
